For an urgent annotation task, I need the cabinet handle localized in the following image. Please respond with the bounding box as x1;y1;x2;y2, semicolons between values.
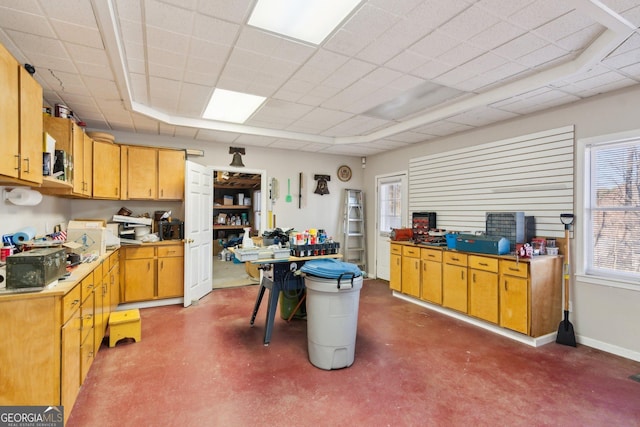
23;156;30;173
14;154;20;171
147;261;151;271
473;273;476;282
504;280;509;291
461;270;464;280
479;262;488;266
452;257;459;261
161;189;164;197
115;187;119;196
148;189;152;196
72;299;80;306
428;254;434;258
160;260;164;270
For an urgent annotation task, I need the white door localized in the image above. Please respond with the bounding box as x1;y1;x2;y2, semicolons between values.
184;161;213;307
375;173;407;281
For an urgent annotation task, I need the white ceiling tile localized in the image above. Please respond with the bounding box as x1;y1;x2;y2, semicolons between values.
357;39;404;65
469;21;526;51
75;61;113;80
433;66;477;87
507;0;575;30
555;23;603;52
439;4;501;42
324;28;371;57
144;0;194;35
411;30;461;59
173;126;198;138
195;129;239;143
116;0;143;23
412;120;475;136
323;58;377;89
411;59;454;80
409;0;472;30
532;10;598;45
619;61;640;79
197;0;253;23
368;0;424;16
146;27;190;52
65;43;109;66
437;42;485;67
50;20;103;48
129;73;149;104
476;0;535;19
517;44;571;68
619;4;640;27
188;38;232;61
0;7;54;38
127;58;146;74
385;50;429;73
192;13;239;44
5;29;66;56
447;106;519;126
119;20;144;46
493;32;549;60
38;0;97;27
343;4;399;39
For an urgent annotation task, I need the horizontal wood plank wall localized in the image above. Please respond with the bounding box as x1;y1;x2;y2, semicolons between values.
409;126;574;239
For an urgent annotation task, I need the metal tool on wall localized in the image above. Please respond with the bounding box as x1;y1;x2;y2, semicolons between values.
298;172;303;209
556;213;576;347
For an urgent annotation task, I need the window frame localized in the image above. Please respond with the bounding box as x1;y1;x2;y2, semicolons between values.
579;130;640;290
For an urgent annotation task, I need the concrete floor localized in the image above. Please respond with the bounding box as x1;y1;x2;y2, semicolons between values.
67;280;640;426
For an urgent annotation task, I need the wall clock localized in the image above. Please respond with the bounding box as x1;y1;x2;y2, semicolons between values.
337;165;352;182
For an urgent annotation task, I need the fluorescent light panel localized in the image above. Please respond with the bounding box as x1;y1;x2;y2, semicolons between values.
202;89;266;123
248;0;361;45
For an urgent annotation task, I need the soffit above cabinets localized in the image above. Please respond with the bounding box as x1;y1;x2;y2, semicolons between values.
1;0;639;156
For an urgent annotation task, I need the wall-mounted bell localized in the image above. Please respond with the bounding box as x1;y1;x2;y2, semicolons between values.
229;147;245;167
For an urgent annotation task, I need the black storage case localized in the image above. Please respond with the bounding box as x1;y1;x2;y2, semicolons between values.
6;247;67;289
412;212;436;243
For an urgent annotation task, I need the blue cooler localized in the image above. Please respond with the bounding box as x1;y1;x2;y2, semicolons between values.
301;259;363;370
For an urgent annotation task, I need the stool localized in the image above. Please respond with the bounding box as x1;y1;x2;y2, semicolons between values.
109;309;141;347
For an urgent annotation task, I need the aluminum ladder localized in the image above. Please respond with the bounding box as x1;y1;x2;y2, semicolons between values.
342;189;367;274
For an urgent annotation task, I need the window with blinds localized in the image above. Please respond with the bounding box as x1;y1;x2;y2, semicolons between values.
408;126;574;238
585;138;640;280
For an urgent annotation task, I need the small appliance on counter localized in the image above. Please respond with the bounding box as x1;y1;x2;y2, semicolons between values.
157;219;184;241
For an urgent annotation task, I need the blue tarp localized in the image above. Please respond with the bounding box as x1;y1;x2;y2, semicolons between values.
300;258;362;279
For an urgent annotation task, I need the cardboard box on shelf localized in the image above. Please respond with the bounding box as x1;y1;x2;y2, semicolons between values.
223;195;233;205
66;220;106;256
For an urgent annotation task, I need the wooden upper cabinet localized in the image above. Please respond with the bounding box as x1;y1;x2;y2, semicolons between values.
127;145;157;199
92;140;120;199
18;65;43;184
0;43;42;185
43;116;90;196
158;149;185;200
0;43;20;180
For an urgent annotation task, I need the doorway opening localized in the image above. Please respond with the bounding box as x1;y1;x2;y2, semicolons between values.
212;167;265;289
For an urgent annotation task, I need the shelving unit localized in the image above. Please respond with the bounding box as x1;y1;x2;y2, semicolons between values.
213;171;261;255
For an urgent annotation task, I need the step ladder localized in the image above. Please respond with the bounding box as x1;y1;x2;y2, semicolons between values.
342;189;367;274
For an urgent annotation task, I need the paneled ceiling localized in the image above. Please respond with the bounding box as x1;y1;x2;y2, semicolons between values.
1;0;640;156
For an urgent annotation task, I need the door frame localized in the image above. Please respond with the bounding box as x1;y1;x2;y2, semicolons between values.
374;171;408;280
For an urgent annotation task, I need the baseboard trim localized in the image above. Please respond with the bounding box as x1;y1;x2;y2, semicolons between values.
117;297;183;310
392;291;555;347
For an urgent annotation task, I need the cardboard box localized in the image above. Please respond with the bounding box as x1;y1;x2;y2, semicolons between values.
223;195;233;205
66;220;106;256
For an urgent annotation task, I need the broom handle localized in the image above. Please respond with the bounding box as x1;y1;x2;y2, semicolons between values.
563;227;570;312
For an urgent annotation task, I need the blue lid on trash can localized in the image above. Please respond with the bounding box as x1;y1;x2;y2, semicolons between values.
300;258;362;279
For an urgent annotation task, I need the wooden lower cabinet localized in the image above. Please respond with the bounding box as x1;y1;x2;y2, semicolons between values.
420;248;442;304
121;242;184;303
401;246;421;298
442;252;468;313
468;255;499;324
389;244;402;292
389;243;562;338
0;250;118;424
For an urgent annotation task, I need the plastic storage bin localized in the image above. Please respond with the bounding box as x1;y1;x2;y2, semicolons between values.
301;259;363;370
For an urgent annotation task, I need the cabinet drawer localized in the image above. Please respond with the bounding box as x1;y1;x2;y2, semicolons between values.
124;246;155;259
62;285;82;323
81;274;96;302
390;244;403;255
500;260;528;278
402;246;420;258
443;251;467;266
158;245;183;257
469;255;498;272
421;248;442;262
109;251;119;269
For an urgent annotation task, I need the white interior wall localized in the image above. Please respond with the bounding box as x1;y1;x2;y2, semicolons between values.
364;85;640;361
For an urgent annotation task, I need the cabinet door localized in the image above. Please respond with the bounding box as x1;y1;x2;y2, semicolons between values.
80;328;94;384
92;140;120;199
127;146;157;199
442;264;467;312
72;124;85;195
500;275;528;334
158;149;185;200
469;269;499;323
82;134;93;196
421;259;442;304
401;256;420;297
157;255;184;298
61;309;81;410
123;258;156;301
18;66;42;184
110;259;120;310
390;253;402;291
0;43;19;179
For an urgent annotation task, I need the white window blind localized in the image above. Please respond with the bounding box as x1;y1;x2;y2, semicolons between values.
409;126;574;238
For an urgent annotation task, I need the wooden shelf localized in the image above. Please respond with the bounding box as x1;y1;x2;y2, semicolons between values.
213;205;250;210
41;176;73;189
213;225;247;230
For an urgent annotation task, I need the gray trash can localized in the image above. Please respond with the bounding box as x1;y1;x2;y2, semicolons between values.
301;260;363;370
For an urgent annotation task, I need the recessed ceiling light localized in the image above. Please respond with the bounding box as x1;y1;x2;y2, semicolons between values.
202;89;266;123
248;0;361;45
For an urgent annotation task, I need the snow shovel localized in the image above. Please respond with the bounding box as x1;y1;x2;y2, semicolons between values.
556;213;576;347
